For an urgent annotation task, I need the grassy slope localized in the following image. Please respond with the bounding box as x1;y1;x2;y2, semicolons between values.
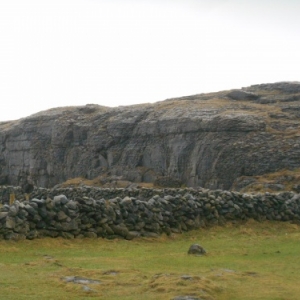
0;220;300;300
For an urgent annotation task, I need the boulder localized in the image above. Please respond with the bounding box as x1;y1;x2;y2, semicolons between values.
227;90;259;100
187;244;206;255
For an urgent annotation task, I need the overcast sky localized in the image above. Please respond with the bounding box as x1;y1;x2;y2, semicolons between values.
0;0;299;121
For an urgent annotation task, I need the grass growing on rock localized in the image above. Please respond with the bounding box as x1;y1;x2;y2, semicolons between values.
236;168;300;193
0;220;300;300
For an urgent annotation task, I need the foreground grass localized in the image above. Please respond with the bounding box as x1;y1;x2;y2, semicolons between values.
0;220;300;300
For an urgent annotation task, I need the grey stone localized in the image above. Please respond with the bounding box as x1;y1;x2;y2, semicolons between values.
24;204;36;215
181;275;193;280
188;244;206;255
27;230;38;240
126;231;140;240
4;232;26;241
65;200;77;210
5;217;16;229
0;82;299;191
0;212;8;220
82;285;94;292
142;232;159;238
57;211;68;221
110;224;129;237
8;205;18;217
172;296;202;300
53;195;68;205
60;232;74;239
120;196;132;205
292;184;300;193
84;232;97;238
227;89;259;100
31;198;45;206
62;276;100;285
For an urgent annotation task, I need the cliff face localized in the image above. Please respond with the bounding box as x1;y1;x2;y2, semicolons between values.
1;82;300;190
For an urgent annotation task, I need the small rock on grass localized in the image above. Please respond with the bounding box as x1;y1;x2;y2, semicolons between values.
172;296;202;300
82;285;96;292
181;275;193;280
187;244;206;255
62;276;101;284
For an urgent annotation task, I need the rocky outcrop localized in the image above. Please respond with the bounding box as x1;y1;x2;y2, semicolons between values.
0;82;300;190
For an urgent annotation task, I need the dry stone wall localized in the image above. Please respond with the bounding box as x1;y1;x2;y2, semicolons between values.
0;186;300;240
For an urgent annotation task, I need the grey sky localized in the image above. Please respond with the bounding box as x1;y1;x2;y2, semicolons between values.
0;0;299;121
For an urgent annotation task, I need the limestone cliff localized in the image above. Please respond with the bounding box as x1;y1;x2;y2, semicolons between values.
0;82;300;190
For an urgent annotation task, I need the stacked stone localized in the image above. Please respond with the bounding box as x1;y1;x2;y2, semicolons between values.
0;187;300;240
0;195;80;240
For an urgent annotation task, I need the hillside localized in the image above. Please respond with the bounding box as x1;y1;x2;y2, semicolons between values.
0;81;300;192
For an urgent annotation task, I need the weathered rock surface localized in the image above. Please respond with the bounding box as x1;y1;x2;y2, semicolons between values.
188;244;206;255
0;82;300;190
172;296;202;300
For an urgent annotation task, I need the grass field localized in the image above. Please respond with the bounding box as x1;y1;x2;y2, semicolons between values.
0;220;299;300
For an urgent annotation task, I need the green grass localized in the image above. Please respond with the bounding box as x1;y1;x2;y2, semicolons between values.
0;220;300;299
